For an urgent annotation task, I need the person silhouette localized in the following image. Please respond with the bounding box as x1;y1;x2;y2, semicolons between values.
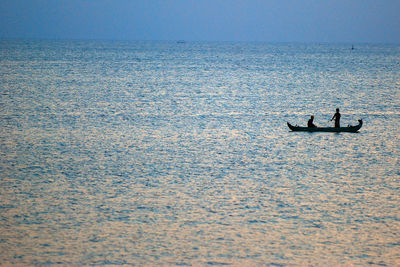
308;116;316;128
330;108;341;128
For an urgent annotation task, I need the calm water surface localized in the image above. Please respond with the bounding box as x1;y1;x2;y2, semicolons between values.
0;40;399;265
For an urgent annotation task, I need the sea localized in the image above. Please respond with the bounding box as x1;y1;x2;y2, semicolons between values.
0;40;399;266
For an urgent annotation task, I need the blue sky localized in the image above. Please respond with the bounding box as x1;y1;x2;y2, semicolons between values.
1;0;399;43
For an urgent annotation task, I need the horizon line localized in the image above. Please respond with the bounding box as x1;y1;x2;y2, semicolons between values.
1;37;399;45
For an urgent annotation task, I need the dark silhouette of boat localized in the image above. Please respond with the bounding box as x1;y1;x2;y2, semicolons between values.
287;120;363;132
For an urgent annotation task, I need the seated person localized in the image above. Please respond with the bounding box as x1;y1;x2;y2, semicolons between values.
308;116;316;128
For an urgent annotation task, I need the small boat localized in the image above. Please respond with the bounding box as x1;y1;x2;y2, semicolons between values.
287;119;363;133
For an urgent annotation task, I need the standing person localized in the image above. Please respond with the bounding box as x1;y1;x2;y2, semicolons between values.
331;108;341;128
308;116;316;128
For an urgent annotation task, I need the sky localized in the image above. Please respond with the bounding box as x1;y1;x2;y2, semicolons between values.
1;0;399;43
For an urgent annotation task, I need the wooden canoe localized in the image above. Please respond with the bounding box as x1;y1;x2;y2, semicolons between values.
287;119;363;133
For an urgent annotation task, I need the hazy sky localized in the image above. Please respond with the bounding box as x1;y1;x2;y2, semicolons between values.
1;0;399;43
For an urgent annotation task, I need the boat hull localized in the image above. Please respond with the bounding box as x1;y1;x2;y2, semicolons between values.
287;120;363;133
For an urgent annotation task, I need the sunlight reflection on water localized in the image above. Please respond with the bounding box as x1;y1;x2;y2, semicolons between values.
0;40;399;265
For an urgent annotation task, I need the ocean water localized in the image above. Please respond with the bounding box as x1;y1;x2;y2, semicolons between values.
0;40;399;266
